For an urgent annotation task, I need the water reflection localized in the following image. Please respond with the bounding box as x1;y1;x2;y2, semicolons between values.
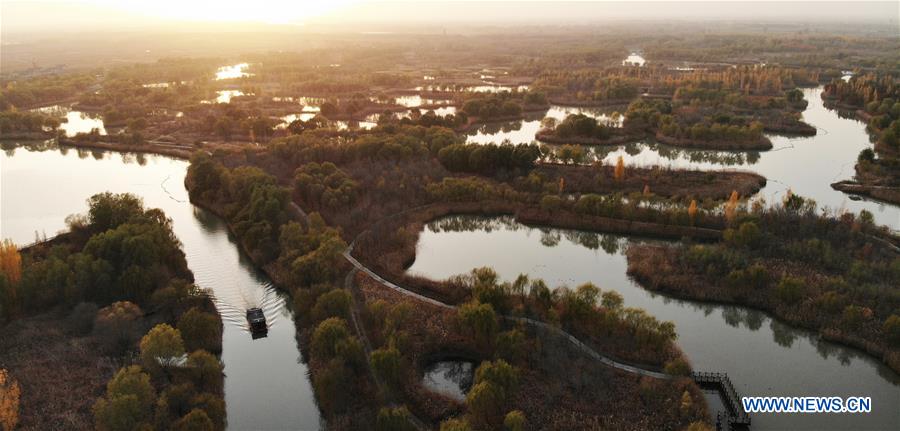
408;214;900;430
204;90;246;104
467;87;900;229
215;63;252;80
0;145;322;430
623;53;646;67
31;104;106;137
466;106;620;145
422;361;474;401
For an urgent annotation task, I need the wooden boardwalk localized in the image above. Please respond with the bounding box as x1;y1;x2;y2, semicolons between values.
693;372;751;430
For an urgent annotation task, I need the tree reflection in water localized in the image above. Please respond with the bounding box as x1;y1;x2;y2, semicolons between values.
420;215;900;372
422;361;475;401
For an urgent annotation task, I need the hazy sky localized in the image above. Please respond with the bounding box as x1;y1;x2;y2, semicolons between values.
2;1;898;33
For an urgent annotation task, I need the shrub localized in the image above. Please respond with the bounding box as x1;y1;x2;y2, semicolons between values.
440;418;472;431
724;222;761;248
0;369;21;431
540;195;563;212
375;406;415;431
841;305;873;330
883;315;900;348
503;410;526;431
774;276;805;305
173;408;214;431
177;308;222;354
726;264;769;290
663;357;692;376
67;302;99;335
94;301;144;355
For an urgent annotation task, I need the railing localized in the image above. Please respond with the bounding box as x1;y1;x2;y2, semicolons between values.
694;372;751;429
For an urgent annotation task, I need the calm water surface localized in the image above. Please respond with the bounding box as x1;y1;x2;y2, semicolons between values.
31;105;106;137
215;63;252;80
466;87;900;230
407;215;900;430
421;361;474;402
0;143;322;430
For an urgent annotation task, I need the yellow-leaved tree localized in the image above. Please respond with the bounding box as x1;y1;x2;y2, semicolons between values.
0;368;20;431
0;240;21;320
614;156;625;181
0;240;21;285
688;200;698;224
724;190;740;225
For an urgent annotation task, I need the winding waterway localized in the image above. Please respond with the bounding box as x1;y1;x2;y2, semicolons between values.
467;87;899;230
407;215;900;430
0;142;322;430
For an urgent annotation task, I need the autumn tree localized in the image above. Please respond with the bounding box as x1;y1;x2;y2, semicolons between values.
0;240;21;285
93;366;156;431
0;240;21;320
467;360;519;428
688;199;698;224
503;410;526;431
458;301;499;348
724;190;740;225
173;408;214;431
0;369;20;431
614;156;625;181
539;195;563;213
187;351;225;395
95;301;144;355
370;347;403;390
440;418;472;431
883;315;900;348
375;406;415;431
177;308;223;354
140;324;186;370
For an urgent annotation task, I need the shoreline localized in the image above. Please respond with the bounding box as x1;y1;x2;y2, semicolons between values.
626;244;900;376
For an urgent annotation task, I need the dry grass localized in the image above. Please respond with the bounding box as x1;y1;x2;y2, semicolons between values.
0;311;121;431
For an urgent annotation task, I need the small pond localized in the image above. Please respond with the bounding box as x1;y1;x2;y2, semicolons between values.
422;360;475;402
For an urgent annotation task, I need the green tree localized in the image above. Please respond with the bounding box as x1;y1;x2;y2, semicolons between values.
458;301;499;347
311;317;352;359
370;347;403;389
503;410;526;431
311;289;352;323
188;393;225;431
883;315;900;348
540;195;563;212
774;276;805;305
375;406;415;431
87;192;145;232
466;381;505;428
440;418;472;431
663;357;692;376
93;366;156;431
173;408;214;431
140;324;186;369
495;329;527;364
186;350;224;394
177;308;222;354
312;359;353;413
